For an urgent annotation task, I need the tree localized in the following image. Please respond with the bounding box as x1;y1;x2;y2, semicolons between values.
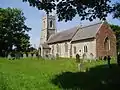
27;46;37;52
110;24;120;53
22;0;120;22
113;3;120;19
0;8;31;57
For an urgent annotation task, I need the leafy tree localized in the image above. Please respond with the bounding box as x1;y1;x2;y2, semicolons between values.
110;24;120;53
113;3;120;19
22;0;120;21
27;46;37;52
0;8;31;57
27;46;38;54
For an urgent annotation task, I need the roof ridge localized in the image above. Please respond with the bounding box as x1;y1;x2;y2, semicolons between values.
81;22;102;29
57;22;102;34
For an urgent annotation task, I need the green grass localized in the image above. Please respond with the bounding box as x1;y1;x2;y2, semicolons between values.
0;58;119;90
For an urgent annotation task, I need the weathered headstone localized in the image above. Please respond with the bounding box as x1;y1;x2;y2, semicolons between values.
15;53;19;59
28;53;32;57
48;54;52;60
23;54;27;58
7;54;11;60
51;54;56;60
107;55;111;68
76;54;80;63
33;54;36;58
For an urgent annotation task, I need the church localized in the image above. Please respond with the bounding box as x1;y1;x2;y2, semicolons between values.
39;15;116;59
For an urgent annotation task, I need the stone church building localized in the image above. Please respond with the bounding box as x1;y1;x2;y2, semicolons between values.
39;15;116;59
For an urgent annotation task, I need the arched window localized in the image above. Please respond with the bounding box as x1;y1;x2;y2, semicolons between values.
70;44;72;57
84;45;88;52
56;44;59;53
65;42;68;52
50;20;53;28
104;37;110;51
74;46;76;54
52;45;54;54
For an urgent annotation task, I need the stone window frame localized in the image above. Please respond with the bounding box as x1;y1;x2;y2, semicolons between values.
56;44;59;53
84;45;88;53
65;42;68;53
74;46;76;54
104;37;110;51
52;45;54;54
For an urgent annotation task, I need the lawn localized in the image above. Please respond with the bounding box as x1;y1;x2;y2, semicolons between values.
0;58;119;90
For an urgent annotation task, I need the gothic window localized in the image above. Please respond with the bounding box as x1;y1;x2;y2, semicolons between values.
57;44;59;53
50;20;53;28
104;37;110;51
65;42;68;52
74;46;76;54
70;44;72;57
52;45;54;54
59;44;61;55
84;45;88;52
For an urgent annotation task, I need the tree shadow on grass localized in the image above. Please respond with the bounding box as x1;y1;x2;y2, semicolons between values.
51;64;120;90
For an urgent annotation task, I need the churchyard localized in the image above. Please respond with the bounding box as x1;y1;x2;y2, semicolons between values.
0;57;120;90
1;1;120;90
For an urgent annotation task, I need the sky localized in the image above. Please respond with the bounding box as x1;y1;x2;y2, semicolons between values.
0;0;120;48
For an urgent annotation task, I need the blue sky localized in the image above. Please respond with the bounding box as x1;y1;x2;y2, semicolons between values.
0;0;120;48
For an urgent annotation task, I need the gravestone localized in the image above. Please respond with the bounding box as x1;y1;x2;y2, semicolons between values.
23;54;27;58
7;54;11;60
28;53;32;57
15;53;19;59
76;54;80;63
78;63;83;71
48;54;52;60
33;54;36;58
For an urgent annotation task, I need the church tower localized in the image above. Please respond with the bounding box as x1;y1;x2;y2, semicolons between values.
40;15;56;45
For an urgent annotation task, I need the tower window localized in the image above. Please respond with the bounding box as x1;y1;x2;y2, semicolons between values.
50;20;53;28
